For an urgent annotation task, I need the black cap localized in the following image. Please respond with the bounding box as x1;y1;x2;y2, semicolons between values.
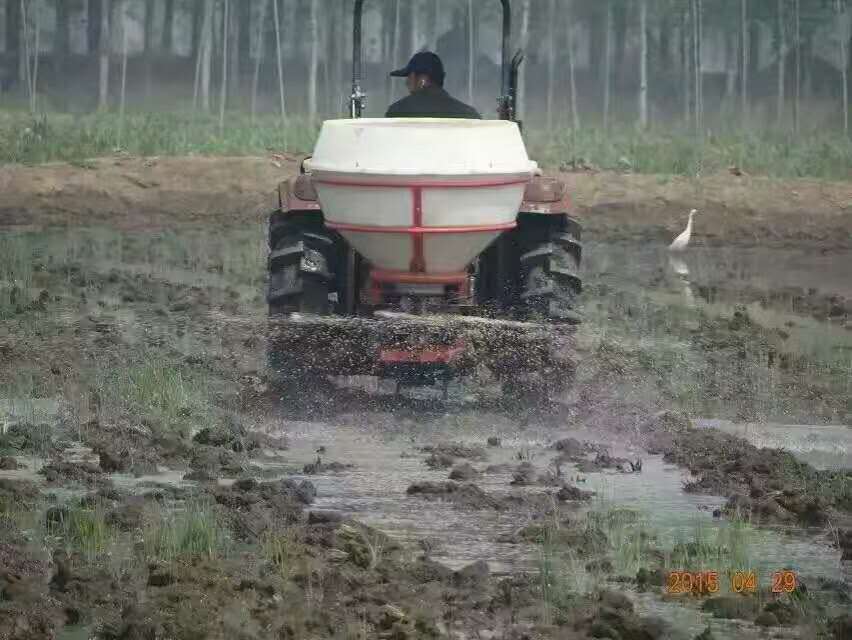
390;51;445;85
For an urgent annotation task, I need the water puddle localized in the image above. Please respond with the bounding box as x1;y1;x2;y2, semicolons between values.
247;417;844;638
585;243;852;303
696;418;851;470
268;418;844;569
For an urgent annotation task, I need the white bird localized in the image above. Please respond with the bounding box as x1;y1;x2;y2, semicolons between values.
668;209;698;251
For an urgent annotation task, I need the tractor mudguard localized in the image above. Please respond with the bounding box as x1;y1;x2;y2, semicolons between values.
277;174;321;214
519;176;571;216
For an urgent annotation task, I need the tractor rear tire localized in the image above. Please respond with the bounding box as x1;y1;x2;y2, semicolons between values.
266;211;338;396
267;211;336;316
516;215;582;324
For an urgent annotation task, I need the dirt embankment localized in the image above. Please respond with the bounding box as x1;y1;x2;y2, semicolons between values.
2;155;851;247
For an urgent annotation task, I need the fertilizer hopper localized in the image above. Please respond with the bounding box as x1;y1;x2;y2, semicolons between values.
264;0;583;402
307;118;536;279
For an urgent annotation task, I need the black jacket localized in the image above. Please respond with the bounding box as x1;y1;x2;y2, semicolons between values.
385;86;481;119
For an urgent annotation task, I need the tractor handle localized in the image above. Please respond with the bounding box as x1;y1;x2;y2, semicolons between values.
350;0;366;118
497;50;524;126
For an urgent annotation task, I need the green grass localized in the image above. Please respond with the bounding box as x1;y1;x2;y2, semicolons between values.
0;228;257;443
94;357;217;440
0;109;319;164
144;499;230;563
0;235;36;319
262;527;309;579
668;516;756;577
587;507;651;577
527;124;852;180
43;500;116;564
2;108;852;179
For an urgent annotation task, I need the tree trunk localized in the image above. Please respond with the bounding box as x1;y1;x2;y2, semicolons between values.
803;31;813;100
120;0;129;146
567;0;579;130
682;6;690;125
432;0;441;49
333;0;345;113
391;0;401;99
220;0;230;134
21;0;39;113
693;0;702;133
229;0;240;98
639;0;648;128
410;0;419;53
272;0;287;129
741;0;748;119
777;0;786;126
322;3;330;114
162;0;175;53
191;0;204;62
144;0;156;101
31;0;39;112
144;0;155;52
467;0;474;104
838;0;849;135
251;0;270;120
5;2;18;87
518;0;531;119
88;0;101;56
20;0;30;89
725;30;737;102
55;0;70;72
793;0;800;134
238;0;251;76
614;3;627;89
308;0;318;121
98;0;110;110
546;0;555;129
200;0;213;112
604;0;613;129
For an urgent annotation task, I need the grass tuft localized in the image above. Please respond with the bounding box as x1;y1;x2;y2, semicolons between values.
95;358;216;440
45;501;115;563
262;528;308;579
144;499;230;563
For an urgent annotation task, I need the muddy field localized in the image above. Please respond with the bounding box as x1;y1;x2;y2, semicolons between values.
2;155;852;248
1;158;851;640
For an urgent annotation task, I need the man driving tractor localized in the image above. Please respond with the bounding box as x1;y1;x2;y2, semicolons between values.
386;51;481;119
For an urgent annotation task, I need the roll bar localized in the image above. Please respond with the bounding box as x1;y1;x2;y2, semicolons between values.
350;0;366;117
349;0;521;124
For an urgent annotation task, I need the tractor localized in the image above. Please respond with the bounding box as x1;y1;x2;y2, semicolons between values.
266;0;582;403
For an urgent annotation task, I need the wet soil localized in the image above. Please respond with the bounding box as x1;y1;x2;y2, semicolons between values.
1;157;851;639
0;441;677;640
647;428;852;531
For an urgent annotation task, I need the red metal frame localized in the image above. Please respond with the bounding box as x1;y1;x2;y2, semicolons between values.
312;176;529;189
379;341;466;365
315;176;524;288
411;187;425;272
325;221;516;234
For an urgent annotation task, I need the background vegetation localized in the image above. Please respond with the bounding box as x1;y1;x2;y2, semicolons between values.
0;0;850;178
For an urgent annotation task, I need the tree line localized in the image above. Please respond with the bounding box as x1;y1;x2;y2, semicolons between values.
1;0;850;133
